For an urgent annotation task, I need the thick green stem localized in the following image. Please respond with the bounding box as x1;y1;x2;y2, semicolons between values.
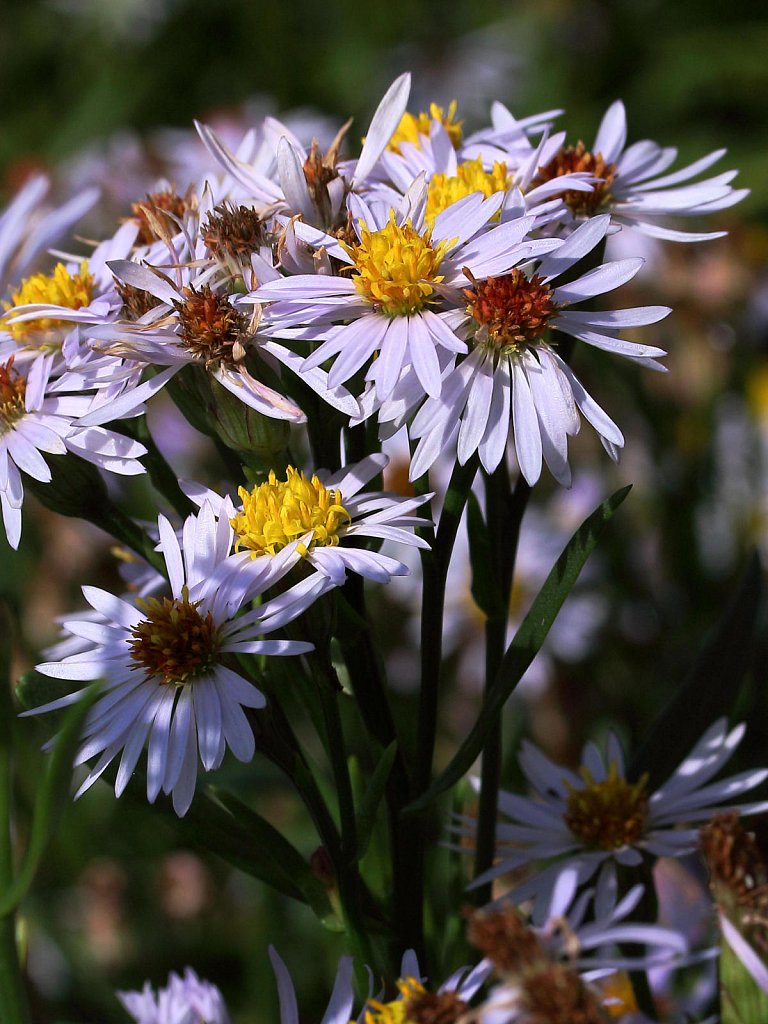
473;470;531;903
0;605;30;1024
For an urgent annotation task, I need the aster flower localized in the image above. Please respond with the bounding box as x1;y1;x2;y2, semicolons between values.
455;719;768;924
187;452;432;592
23;503;314;815
531;99;748;242
196;73;413;230
118;967;230;1024
250;183;560;406
269;947;356;1024
407;213;670;484
0;353;147;549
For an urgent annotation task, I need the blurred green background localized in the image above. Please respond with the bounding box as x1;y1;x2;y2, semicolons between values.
2;0;768;1020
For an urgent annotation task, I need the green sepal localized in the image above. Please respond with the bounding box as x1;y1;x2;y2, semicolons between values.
352;742;397;863
0;684;100;916
629;551;762;788
720;913;768;1024
404;484;632;813
165;364;291;474
466;491;507;620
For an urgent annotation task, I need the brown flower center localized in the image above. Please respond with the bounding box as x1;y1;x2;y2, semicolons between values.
405;990;467;1024
468;905;546;974
519;963;611;1024
202;202;266;263
128;591;218;685
132;189;193;245
563;764;648;851
115;280;161;322
532;143;617;216
0;358;27;432
174;285;249;368
464;270;557;354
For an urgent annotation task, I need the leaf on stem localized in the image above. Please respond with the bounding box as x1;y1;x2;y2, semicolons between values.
352;741;397;863
404;484;632;813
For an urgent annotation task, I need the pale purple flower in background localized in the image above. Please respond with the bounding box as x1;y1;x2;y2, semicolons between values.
118;967;230;1024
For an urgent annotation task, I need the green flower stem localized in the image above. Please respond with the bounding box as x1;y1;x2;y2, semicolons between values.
391;455;478;970
0;605;30;1024
473;468;531;905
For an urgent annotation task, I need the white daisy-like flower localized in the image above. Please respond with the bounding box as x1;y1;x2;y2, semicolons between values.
455;718;768;925
250;184;560;405
118;967;230;1024
407;213;670;484
23;503;314;815
188;452;432;593
0;353;147;548
530;99;748;242
196;73;413;230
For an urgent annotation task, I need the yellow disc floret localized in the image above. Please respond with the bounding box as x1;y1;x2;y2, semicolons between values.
426;157;510;226
361;977;467;1024
231;467;351;558
388;101;463;153
0;358;27;434
563;762;649;851
3;261;94;346
343;214;452;318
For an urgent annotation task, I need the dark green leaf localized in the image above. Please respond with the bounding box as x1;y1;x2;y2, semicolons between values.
629;551;762;788
404;484;632;813
353;742;397;862
466;491;506;620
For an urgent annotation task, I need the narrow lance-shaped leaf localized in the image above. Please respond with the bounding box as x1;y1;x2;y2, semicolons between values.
629;551;762;788
466;491;507;620
405;484;632;813
352;741;397;863
0;684;100;916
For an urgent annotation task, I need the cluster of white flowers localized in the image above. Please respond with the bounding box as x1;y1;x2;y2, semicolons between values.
3;73;760;1024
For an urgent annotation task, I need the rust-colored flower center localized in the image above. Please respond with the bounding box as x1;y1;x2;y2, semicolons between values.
132;189;193;245
563;764;648;851
174;285;249;368
128;591;218;685
533;142;617;216
464;270;557;354
468;905;546;974
405;990;467;1024
115;279;161;322
0;358;27;432
202;202;266;263
519;963;611;1024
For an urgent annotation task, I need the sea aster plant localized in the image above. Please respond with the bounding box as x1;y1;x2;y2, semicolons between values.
250;184;560;405
118;967;230;1024
405;213;669;484
531;99;748;242
455;719;768;924
0;352;147;548
23;503;314;815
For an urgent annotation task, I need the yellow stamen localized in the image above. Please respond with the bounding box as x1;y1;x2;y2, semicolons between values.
128;586;218;685
426;157;510;226
0;358;26;433
362;978;426;1024
596;971;639;1018
563;763;649;851
343;214;452;318
231;467;351;558
388;101;463;153
3;261;93;346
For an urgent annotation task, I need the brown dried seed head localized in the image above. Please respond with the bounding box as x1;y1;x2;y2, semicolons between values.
174;285;249;369
519;962;611;1024
405;990;468;1024
467;905;546;975
131;189;194;245
532;143;617;217
115;279;161;321
202;202;266;262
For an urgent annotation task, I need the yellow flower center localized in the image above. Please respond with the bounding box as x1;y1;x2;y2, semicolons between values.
128;588;219;685
388;101;463;153
343;215;452;317
0;358;27;433
2;261;93;346
426;157;510;226
231;467;351;558
563;763;649;851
